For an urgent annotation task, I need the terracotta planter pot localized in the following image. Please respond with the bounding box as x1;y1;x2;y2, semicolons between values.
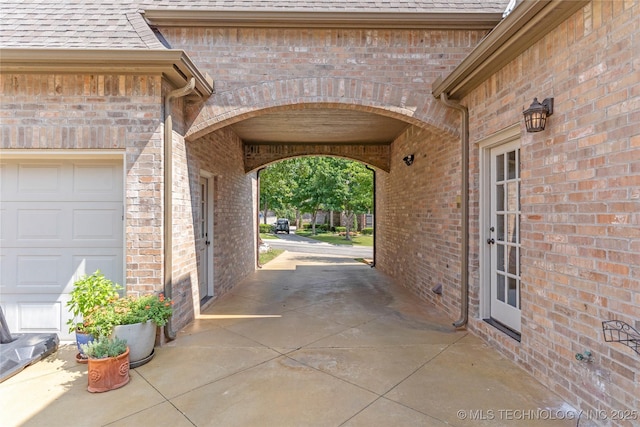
86;347;130;393
112;320;156;366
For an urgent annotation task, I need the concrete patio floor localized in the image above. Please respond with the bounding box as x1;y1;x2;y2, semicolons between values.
0;251;580;427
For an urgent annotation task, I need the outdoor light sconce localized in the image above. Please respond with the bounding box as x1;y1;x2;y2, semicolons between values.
403;154;414;166
523;97;553;132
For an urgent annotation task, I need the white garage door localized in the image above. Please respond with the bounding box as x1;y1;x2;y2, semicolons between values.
0;157;124;341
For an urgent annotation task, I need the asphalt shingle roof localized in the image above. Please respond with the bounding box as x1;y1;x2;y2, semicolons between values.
1;1;150;49
0;1;510;49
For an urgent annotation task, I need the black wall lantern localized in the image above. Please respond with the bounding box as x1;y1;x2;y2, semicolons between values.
403;154;414;166
523;97;554;132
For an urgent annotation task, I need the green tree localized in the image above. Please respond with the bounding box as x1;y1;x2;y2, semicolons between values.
327;160;373;240
292;157;341;234
259;157;373;237
259;160;296;223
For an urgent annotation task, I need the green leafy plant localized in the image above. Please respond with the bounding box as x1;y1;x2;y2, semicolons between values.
259;223;273;233
66;270;123;333
83;293;174;338
80;336;128;359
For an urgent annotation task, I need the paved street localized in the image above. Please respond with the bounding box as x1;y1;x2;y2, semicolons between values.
265;231;373;259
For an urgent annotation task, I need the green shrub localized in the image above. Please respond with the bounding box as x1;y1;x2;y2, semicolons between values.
335;226;346;233
80;336;128;359
83;293;173;337
361;227;374;235
259;223;273;233
66;270;123;333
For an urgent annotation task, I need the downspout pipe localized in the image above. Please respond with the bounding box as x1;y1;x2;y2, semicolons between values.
439;93;469;329
163;77;195;341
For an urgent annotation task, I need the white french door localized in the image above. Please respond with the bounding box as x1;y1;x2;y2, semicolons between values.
488;141;521;333
198;174;214;304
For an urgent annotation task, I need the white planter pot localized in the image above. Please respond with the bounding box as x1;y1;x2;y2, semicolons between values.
112;320;156;365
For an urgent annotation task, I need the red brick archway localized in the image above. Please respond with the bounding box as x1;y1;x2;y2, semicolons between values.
185;77;461;142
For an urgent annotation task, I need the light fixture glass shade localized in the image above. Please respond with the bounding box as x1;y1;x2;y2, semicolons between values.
523;97;553;132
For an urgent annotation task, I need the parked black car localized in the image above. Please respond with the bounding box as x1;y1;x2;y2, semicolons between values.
275;218;290;234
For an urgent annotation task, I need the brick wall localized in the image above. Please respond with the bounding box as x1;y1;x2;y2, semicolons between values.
0;73;165;294
156;24;482;327
169;87;199;329
465;1;639;420
0;72;257;331
167;27;488;93
187;128;257;304
156;24;479;325
377;125;463;314
159;26;480;140
163;81;258;331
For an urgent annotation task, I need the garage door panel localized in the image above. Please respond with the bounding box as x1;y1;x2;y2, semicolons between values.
73;208;121;240
1;249;123;294
1;297;63;333
17;255;65;288
73;163;122;198
19;302;62;331
0;249;71;293
0;162;67;200
0;206;9;243
0;163;9;196
0;157;124;340
2;160;123;202
70;254;123;291
7;202;121;247
17;209;63;240
18;163;63;193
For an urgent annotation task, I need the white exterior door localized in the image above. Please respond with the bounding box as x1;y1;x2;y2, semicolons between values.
488;141;522;333
197;174;213;304
0;157;124;340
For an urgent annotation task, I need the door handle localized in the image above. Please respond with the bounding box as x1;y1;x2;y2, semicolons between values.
486;238;495;245
205;240;211;246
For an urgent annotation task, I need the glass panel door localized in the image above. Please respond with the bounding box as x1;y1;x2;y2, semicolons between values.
489;141;521;332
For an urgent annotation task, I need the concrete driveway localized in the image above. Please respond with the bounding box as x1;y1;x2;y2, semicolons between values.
0;251;578;427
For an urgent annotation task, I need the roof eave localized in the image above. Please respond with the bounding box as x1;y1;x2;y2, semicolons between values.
142;10;503;30
432;0;590;100
0;48;214;98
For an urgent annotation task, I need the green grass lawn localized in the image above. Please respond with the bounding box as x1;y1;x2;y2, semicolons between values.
260;233;278;240
295;230;373;247
259;248;284;265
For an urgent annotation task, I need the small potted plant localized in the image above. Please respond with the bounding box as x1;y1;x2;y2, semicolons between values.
80;336;130;393
83;293;173;366
66;270;122;363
